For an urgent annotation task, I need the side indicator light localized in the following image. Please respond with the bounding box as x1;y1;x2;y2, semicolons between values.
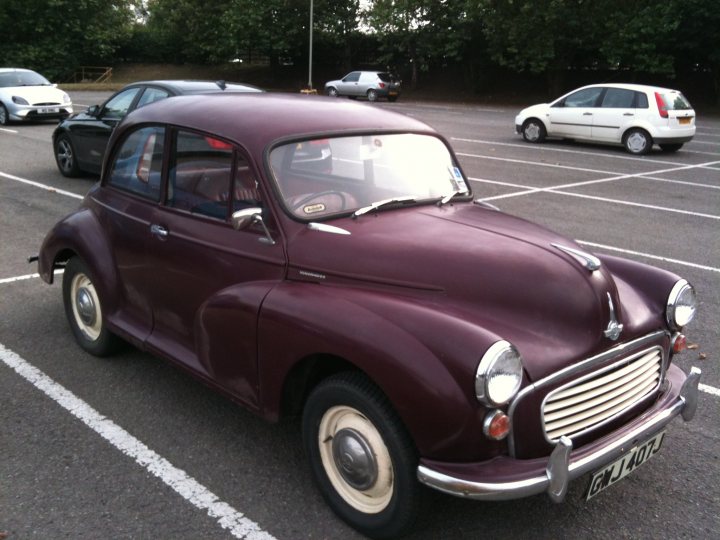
672;333;687;354
483;409;511;440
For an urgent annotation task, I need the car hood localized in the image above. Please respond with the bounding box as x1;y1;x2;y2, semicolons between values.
517;102;549;117
285;203;631;381
0;85;68;104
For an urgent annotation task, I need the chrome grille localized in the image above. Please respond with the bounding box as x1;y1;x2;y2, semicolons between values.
33;102;60;106
543;348;662;441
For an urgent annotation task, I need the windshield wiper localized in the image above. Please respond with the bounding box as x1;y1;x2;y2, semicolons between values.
437;190;463;206
353;196;416;218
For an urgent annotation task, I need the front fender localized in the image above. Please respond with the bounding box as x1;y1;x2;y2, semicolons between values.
258;281;507;461
38;207;120;315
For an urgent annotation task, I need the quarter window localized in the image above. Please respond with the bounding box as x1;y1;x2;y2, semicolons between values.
107;126;164;201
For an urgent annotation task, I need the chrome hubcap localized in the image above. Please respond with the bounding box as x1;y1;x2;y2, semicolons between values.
627;132;647;153
332;428;378;490
524;123;540;141
75;287;97;326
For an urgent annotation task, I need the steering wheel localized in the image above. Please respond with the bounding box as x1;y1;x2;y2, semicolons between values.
290;190;347;212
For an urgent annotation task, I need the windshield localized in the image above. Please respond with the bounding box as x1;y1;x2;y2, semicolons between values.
0;70;51;88
269;133;470;219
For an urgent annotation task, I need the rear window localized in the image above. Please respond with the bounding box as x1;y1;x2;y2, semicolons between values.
377;73;394;83
660;92;692;111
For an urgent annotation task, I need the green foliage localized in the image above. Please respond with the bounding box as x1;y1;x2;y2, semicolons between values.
0;0;135;80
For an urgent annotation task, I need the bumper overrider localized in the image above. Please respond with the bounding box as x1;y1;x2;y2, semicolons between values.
417;363;701;502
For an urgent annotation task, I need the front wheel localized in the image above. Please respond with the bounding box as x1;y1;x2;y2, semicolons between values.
62;257;121;356
55;133;81;177
302;373;420;539
521;119;546;143
326;87;339;97
623;128;652;155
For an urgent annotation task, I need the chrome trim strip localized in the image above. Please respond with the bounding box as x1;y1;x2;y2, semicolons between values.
507;330;668;457
551;243;601;271
417;368;700;502
307;222;351;235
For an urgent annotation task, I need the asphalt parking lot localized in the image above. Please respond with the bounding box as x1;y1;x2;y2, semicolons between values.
1;92;718;539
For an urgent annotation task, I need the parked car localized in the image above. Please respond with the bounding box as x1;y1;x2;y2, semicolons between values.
0;68;72;125
515;83;696;154
53;79;262;177
324;71;401;102
36;93;701;539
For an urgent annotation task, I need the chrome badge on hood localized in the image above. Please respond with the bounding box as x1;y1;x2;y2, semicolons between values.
551;243;602;272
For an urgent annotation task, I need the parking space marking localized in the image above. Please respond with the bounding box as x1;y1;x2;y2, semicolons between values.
700;384;720;397
577;240;720;273
0;342;276;540
0;269;64;285
0;127;19;134
0;171;84;200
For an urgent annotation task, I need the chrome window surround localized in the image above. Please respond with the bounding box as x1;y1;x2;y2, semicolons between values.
540;345;664;443
507;330;668;458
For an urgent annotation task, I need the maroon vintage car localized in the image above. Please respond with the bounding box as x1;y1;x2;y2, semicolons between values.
37;94;701;539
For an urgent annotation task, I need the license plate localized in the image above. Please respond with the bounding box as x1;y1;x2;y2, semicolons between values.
39;107;60;114
586;431;665;500
679;117;691;125
389;91;398;96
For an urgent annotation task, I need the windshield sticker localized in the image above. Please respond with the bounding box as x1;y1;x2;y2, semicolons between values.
449;166;469;192
303;203;326;214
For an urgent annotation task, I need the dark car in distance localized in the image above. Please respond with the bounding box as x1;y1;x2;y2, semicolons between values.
53;79;262;177
37;93;701;539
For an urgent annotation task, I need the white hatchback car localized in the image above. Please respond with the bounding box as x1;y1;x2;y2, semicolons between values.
0;68;73;125
515;83;695;154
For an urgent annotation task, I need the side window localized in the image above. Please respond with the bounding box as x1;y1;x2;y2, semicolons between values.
168;130;233;220
107;126;164;201
102;87;141;119
136;87;171;109
563;88;603;108
343;72;361;83
635;91;649;108
601;88;635;108
233;157;262;212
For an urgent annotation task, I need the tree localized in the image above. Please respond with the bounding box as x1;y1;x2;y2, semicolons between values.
0;0;135;80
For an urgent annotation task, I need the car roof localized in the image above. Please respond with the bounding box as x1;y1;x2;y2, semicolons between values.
123;79;263;94
576;83;683;94
119;93;435;154
0;68;35;73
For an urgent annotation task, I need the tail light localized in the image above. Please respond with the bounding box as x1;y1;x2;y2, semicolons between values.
205;136;233;150
655;92;668;118
378;82;386;89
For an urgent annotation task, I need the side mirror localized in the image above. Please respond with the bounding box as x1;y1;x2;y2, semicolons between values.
87;105;99;117
231;207;276;245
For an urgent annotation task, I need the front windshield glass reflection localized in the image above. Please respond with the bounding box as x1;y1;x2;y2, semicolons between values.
269;133;469;219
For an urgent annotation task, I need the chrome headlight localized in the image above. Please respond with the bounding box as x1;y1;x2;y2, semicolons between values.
12;96;29;105
475;341;523;406
666;279;697;329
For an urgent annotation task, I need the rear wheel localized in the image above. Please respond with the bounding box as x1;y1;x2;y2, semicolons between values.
659;143;683;153
55;133;81;177
63;257;121;356
623;128;652;155
367;89;378;102
388;96;398;103
326;87;338;97
302;373;421;539
521;119;546;143
0;103;9;125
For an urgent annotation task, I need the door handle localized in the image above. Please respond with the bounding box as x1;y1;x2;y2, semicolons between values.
583;112;593;116
150;224;168;238
623;113;634;116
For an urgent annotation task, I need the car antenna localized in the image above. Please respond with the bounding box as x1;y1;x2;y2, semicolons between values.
216;80;227;91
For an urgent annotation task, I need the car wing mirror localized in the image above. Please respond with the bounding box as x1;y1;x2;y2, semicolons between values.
87;105;99;117
231;207;275;245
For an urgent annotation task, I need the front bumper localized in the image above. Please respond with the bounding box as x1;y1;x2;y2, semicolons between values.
417;364;701;502
11;105;73;122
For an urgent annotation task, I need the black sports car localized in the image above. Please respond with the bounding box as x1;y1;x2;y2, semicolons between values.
53;80;263;177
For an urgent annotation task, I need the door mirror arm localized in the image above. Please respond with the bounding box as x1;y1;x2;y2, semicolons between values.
231;207;276;245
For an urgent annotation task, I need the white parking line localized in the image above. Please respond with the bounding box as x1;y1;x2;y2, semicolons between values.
700;384;720;397
0;127;19;134
0;171;84;200
577;240;720;273
0;342;276;540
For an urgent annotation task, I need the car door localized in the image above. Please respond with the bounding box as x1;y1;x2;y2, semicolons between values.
337;71;361;96
143;129;286;408
547;87;603;139
70;86;143;173
591;87;638;142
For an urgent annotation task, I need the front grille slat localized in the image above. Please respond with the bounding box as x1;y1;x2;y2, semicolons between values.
542;348;662;441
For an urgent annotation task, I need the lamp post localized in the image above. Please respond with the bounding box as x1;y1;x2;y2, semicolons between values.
308;0;314;90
